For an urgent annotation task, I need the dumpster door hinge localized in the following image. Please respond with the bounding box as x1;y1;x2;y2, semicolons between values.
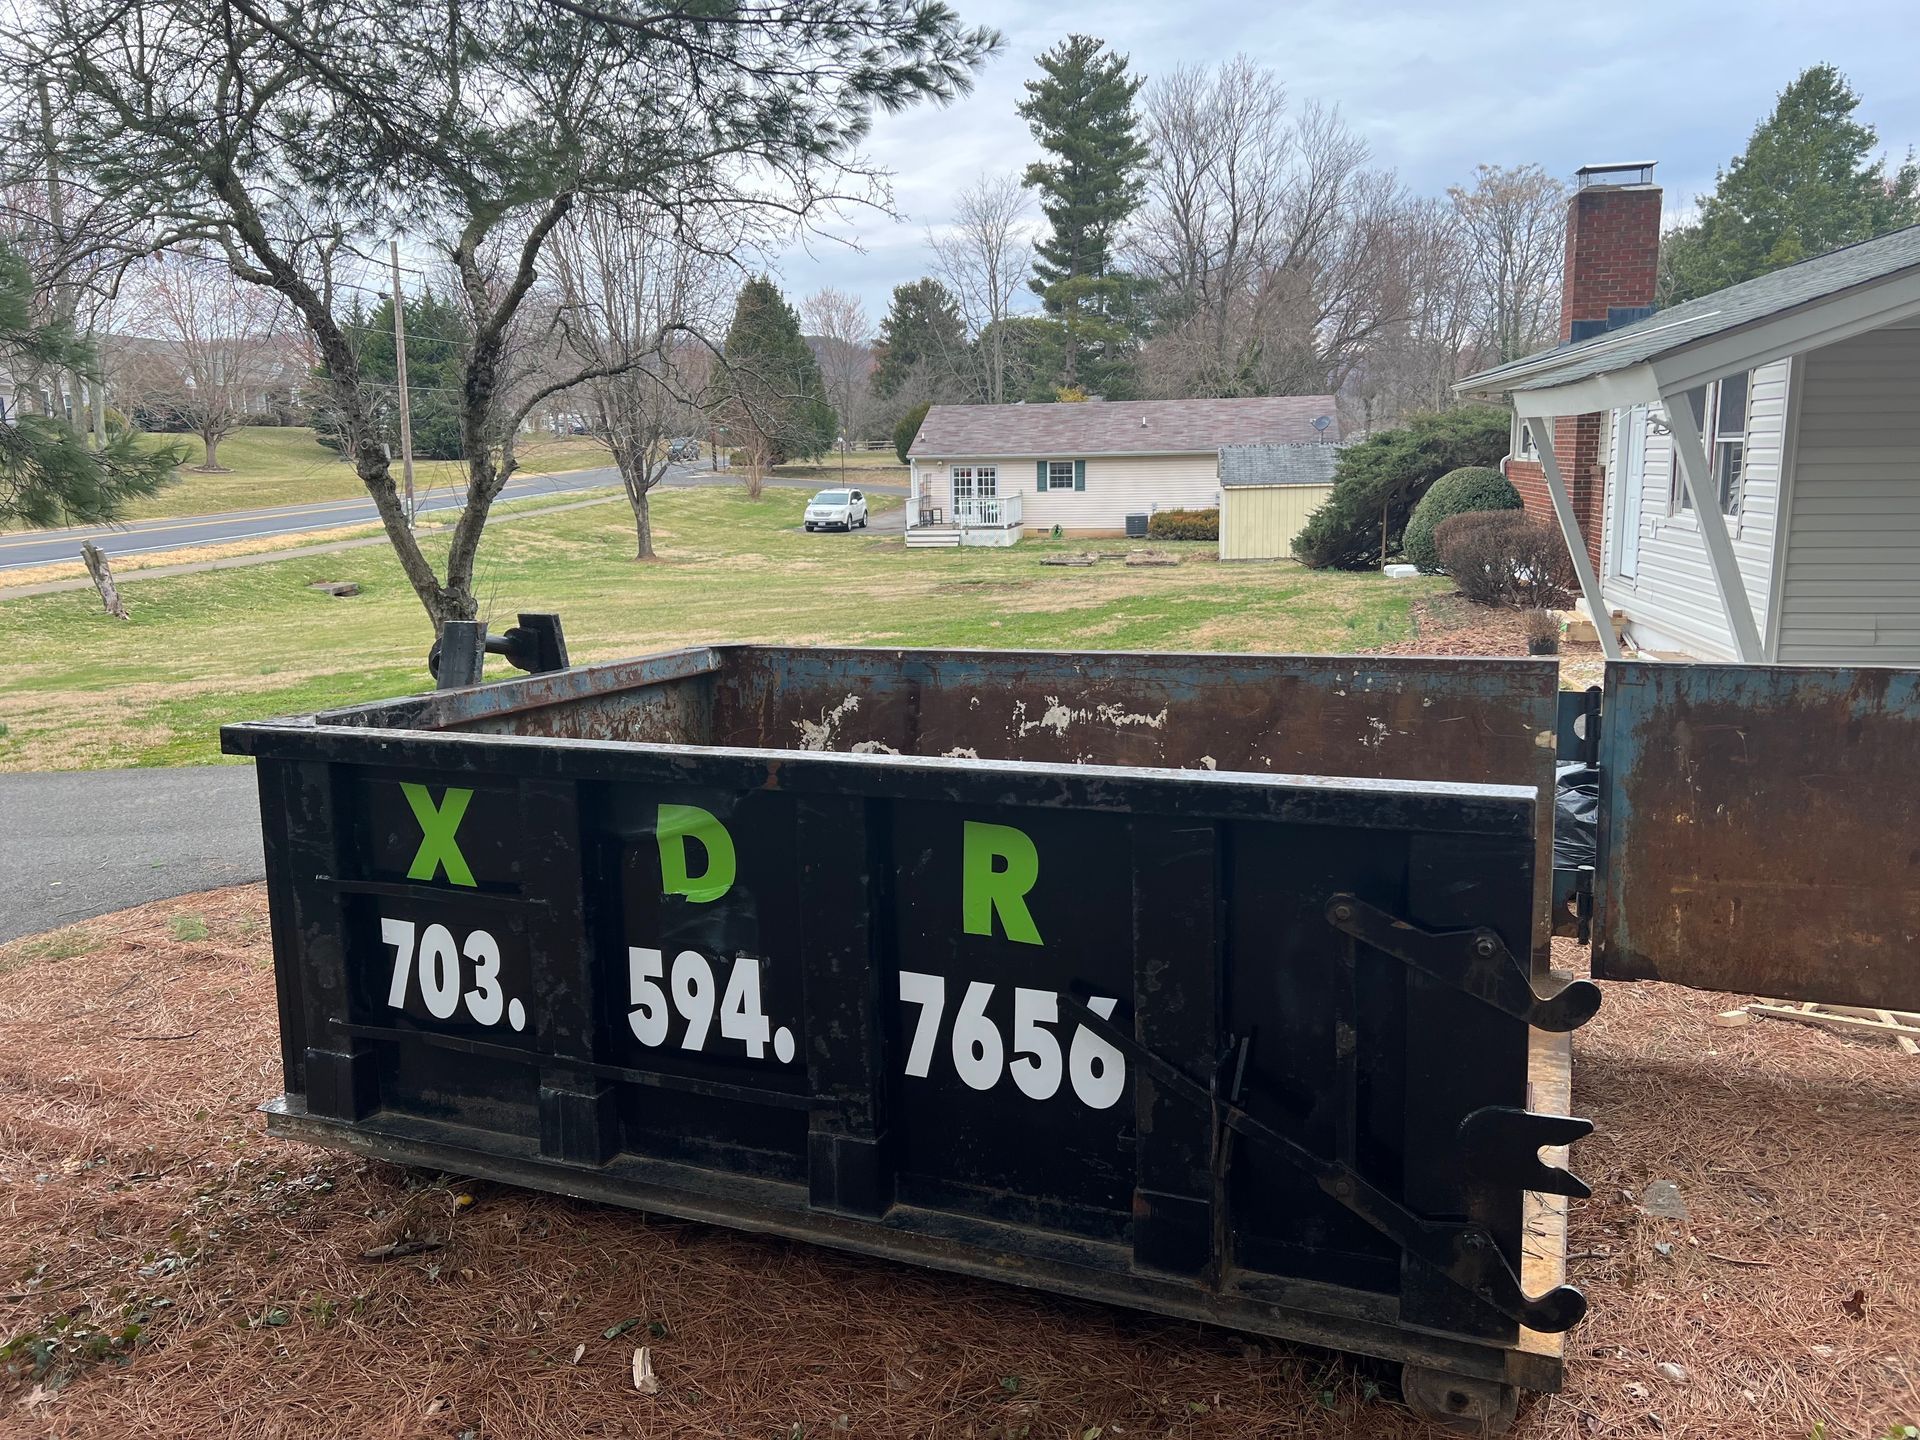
1323;894;1601;1033
1059;988;1589;1335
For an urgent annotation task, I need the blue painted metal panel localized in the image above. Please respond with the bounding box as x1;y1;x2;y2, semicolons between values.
1594;660;1920;1007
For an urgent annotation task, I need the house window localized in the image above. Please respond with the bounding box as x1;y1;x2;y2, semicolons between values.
1673;373;1748;516
1513;418;1540;461
1036;462;1082;495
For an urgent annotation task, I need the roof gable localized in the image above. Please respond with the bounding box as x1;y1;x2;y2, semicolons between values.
909;396;1339;459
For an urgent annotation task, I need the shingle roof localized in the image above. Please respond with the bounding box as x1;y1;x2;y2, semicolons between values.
1457;223;1920;395
909;396;1339;459
1218;441;1345;488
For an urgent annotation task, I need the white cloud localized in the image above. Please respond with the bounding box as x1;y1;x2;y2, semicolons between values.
767;0;1920;324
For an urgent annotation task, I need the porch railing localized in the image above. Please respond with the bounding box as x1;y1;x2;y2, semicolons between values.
953;492;1022;528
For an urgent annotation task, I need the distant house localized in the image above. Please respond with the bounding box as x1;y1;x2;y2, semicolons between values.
905;396;1339;547
1217;442;1345;561
1459;160;1920;664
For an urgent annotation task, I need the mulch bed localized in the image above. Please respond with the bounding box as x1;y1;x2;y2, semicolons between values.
4;890;1917;1438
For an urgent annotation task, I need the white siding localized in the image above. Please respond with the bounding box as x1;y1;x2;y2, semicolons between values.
1775;324;1920;663
1598;357;1790;658
926;453;1222;534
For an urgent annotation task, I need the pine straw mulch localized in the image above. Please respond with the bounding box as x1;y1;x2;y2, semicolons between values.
1370;591;1541;659
3;892;1918;1439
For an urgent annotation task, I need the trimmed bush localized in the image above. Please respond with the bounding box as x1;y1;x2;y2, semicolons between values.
1435;511;1575;609
1290;406;1510;570
1403;466;1519;572
1147;507;1218;541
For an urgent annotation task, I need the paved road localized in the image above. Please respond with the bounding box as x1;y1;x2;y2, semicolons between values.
0;464;909;573
0;767;265;943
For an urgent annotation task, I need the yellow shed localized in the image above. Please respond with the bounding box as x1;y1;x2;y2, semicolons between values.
1217;442;1344;561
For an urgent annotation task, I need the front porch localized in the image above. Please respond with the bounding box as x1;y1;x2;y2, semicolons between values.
905;492;1024;549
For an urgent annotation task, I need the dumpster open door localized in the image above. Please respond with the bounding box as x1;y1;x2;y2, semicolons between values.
1593;661;1920;1010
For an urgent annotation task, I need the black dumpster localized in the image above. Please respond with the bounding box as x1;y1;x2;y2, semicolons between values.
224;645;1594;1432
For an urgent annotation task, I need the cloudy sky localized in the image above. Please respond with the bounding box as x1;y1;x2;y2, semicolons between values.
770;0;1920;323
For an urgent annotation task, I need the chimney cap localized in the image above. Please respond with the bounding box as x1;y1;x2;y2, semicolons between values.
1576;161;1657;189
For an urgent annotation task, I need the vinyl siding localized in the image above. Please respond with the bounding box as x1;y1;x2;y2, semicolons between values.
1775;324;1920;663
1219;485;1335;560
1599;357;1790;658
921;453;1223;534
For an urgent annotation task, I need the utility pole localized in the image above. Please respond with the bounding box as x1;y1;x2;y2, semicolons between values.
390;239;417;526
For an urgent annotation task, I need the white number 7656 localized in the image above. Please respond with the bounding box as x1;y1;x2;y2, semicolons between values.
897;971;1125;1109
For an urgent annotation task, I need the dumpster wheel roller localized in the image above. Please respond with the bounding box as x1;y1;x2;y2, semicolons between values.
1401;1364;1520;1434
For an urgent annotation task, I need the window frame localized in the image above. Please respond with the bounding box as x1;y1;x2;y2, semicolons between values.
1670;373;1748;518
1043;458;1077;492
1512;416;1540;462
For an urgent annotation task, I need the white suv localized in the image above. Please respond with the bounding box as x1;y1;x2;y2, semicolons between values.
804;488;869;532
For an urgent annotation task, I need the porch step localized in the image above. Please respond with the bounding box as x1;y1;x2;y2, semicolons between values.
905;528;961;548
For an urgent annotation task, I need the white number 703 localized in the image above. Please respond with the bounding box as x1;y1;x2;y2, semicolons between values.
381;917;509;1027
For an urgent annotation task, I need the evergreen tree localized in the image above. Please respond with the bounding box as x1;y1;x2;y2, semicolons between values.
0;241;180;526
871;278;970;402
1017;35;1150;396
1662;65;1920;304
717;277;836;490
359;291;472;461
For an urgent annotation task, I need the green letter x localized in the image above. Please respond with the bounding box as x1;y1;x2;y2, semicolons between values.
401;782;476;887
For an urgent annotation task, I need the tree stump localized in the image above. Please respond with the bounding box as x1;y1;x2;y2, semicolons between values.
80;542;130;619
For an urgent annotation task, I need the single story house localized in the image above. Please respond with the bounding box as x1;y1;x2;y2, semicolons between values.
1459;161;1920;665
905;395;1339;547
1217;441;1345;560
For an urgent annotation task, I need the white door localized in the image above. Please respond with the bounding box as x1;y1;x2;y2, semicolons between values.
1612;405;1645;579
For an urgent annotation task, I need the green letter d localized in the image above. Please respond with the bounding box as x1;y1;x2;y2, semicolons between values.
657;803;737;904
962;821;1043;945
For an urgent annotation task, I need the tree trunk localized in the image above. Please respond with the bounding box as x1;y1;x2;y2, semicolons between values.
612;441;658;560
201;431;223;471
81;542;129;619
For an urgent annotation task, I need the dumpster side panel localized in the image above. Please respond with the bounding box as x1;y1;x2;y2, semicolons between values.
1595;660;1920;1008
230;718;1575;1389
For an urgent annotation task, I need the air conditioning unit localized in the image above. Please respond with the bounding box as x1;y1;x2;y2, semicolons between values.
1125;513;1149;538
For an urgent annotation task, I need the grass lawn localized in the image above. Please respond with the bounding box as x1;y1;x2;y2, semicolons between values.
0;486;1445;772
111;426;613;520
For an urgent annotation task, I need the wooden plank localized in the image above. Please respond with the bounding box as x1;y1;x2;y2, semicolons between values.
1747;1002;1920;1042
1512;1019;1573;1382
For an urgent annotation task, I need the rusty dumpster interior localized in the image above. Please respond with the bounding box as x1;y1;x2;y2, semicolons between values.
322;644;1563;783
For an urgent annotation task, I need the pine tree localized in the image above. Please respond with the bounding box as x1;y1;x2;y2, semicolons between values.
1662;65;1920;304
871;278;969;402
717;277;836;492
1017;35;1149;397
0;240;180;526
357;291;472;460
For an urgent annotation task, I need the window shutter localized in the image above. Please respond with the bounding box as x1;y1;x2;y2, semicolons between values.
1073;459;1086;492
1035;460;1048;491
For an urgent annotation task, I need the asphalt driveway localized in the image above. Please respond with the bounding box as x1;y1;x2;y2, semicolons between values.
0;767;264;942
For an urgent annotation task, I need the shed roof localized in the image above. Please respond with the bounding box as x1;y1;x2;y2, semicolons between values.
1218;441;1345;488
1456;223;1920;396
909;396;1339;459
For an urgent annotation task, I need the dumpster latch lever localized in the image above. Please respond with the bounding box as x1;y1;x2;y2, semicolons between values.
1323;894;1600;1033
1059;987;1589;1335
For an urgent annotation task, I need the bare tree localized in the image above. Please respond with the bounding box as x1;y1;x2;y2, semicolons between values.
1448;163;1566;363
800;287;873;444
545;201;733;559
122;251;295;469
1129;60;1409;400
8;0;997;631
928;174;1030;403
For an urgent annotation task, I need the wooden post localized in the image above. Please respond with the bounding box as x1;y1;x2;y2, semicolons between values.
390;239;417;527
80;542;129;619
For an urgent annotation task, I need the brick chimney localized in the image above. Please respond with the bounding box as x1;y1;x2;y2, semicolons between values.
1507;162;1662;575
